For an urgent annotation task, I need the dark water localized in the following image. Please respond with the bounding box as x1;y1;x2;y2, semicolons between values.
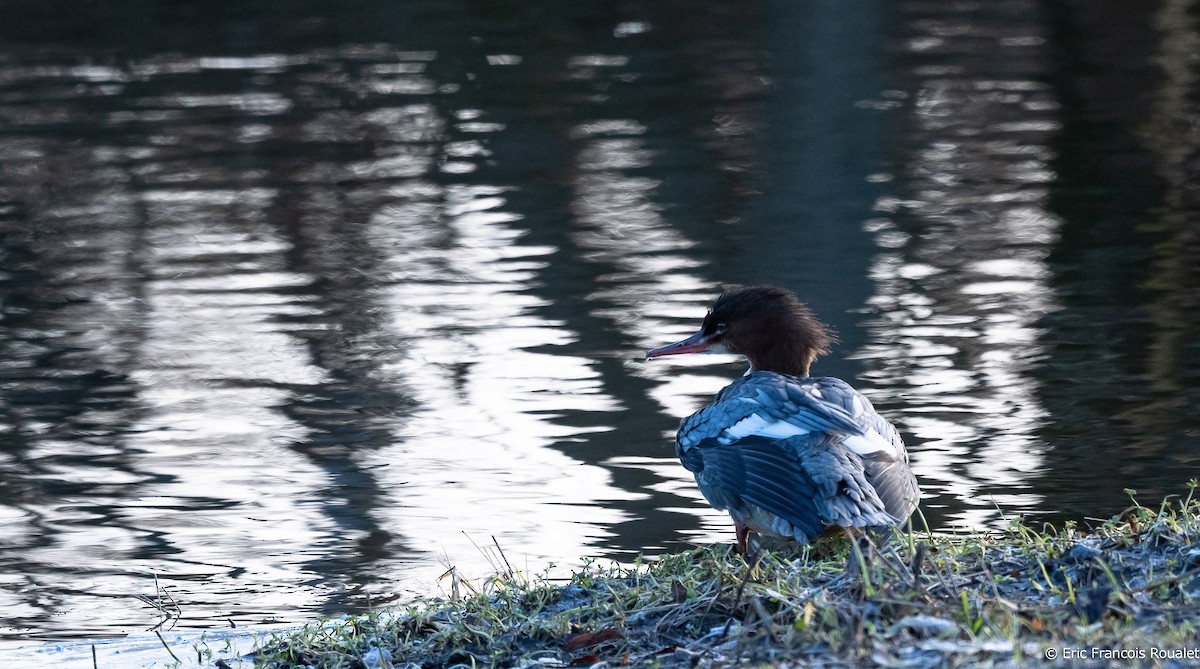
1;0;1198;640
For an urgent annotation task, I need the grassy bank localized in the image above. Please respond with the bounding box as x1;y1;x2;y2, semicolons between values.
253;485;1200;668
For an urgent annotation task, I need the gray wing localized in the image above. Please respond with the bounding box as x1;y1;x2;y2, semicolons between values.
681;433;897;542
808;377;921;523
677;373;919;539
680;436;825;542
677;373;864;452
856;416;920;524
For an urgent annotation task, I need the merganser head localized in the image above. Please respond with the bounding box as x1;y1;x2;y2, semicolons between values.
645;285;833;377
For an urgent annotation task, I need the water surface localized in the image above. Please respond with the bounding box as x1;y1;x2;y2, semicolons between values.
1;0;1198;640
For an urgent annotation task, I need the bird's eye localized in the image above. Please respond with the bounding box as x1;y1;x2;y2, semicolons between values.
714;322;727;335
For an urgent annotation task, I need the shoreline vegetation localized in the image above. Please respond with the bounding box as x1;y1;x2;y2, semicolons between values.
251;485;1200;668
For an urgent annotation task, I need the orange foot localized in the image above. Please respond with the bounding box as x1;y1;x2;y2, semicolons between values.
735;523;750;554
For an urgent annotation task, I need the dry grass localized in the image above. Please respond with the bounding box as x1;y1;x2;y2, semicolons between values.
252;483;1200;668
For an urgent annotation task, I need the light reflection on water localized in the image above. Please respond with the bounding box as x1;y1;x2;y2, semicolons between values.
0;0;1197;642
854;0;1064;530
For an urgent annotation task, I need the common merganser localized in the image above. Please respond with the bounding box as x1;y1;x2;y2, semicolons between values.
646;285;919;553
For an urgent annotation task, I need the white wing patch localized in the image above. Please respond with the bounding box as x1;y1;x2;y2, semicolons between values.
841;428;898;458
720;413;810;444
755;420;812;438
850;396;865;416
